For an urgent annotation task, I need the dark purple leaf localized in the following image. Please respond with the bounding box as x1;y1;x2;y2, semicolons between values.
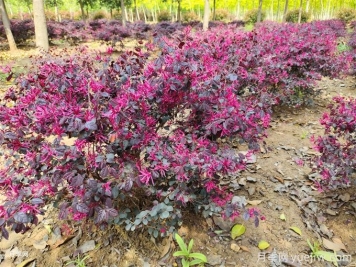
76;203;89;214
85;119;97;131
96;208;107;223
1;227;9;240
6;72;13;81
30;198;44;205
14;212;30;223
106;208;118;218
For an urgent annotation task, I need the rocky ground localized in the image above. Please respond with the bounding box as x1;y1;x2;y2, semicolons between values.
0;46;355;267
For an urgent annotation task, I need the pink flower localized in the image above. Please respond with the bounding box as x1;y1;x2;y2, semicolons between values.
139;168;153;185
102;182;111;195
205;181;217;193
73;212;87;221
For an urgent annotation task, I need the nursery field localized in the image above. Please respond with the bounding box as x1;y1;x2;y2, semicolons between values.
0;20;355;267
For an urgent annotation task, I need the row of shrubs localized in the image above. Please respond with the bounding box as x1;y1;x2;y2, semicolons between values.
0;19;246;46
0;17;349;48
0;21;352;239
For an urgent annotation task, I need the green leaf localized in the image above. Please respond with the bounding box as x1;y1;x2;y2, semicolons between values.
182;258;190;267
307;239;315;253
279;214;286;221
258;240;270;250
175;233;188;254
16;258;36;267
173;251;189;257
189;259;205;266
231;224;246;239
188;253;207;263
289;226;302;236
188;239;194;253
313;251;338;266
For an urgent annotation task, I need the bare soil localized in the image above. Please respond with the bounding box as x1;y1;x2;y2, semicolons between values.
0;45;355;267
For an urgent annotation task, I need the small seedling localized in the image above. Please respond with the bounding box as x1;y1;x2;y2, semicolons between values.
307;239;338;266
300;130;308;139
65;254;90;267
173;233;207;267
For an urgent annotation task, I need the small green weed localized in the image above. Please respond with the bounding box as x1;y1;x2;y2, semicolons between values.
307;239;338;266
300;130;308;139
65;255;90;267
337;42;350;52
173;233;207;267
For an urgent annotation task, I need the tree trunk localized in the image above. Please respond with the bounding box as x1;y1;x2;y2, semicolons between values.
306;0;310;12
7;0;12;17
134;0;140;20
298;0;303;23
79;0;85;21
203;0;210;31
236;0;241;19
120;0;126;26
177;0;181;22
33;0;49;51
0;0;17;51
327;0;331;19
213;0;216;20
142;7;147;22
20;7;24;20
277;0;280;20
282;0;288;22
257;0;263;23
125;7;128;22
55;3;60;22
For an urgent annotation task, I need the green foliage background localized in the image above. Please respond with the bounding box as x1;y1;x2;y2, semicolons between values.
4;0;356;21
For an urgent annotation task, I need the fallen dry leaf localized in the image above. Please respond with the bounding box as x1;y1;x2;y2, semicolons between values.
159;235;173;258
247;200;263;206
319;224;333;238
274;176;284;184
340;193;350;202
326;209;337;216
289;226;302;236
230;242;240;252
16;258;35;267
33;239;47;250
331;237;348;252
50;235;75;249
239;245;250;252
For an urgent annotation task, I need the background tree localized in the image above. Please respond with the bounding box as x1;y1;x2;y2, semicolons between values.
46;0;64;21
77;0;96;20
212;0;216;20
120;0;126;26
133;0;139;20
162;0;182;22
19;0;33;17
298;0;303;23
203;0;209;30
100;0;131;21
257;0;263;22
282;0;289;21
0;0;17;51
33;0;49;51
